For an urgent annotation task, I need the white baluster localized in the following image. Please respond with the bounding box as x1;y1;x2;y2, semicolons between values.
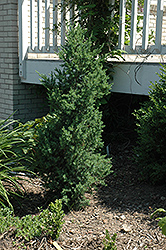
118;0;126;50
142;0;150;50
155;0;164;51
61;0;65;46
38;0;42;50
130;0;138;50
45;0;50;50
30;0;35;50
70;3;74;26
53;0;58;47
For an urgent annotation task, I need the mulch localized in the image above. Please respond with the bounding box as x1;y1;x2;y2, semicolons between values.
0;141;166;250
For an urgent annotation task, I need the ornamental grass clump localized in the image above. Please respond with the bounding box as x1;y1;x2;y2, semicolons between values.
134;64;166;184
34;24;113;210
0;118;33;210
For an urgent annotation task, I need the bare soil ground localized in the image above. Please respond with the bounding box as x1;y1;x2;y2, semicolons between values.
0;141;166;250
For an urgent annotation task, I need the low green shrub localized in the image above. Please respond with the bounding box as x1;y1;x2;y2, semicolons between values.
151;208;166;236
103;230;117;250
33;24;112;210
0;199;64;241
0;206;16;234
134;64;166;183
15;199;64;241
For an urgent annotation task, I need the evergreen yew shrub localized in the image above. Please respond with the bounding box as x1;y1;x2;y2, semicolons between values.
134;64;166;184
34;25;112;210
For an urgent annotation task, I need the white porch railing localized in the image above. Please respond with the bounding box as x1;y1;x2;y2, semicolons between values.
18;0;166;79
119;0;166;54
18;0;73;78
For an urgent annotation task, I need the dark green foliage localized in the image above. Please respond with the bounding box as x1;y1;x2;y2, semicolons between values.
43;25;111;111
134;64;166;184
0;200;64;241
63;0;120;55
34;25;112;210
62;0;147;55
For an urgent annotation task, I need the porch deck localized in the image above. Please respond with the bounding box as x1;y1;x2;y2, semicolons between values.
19;0;166;95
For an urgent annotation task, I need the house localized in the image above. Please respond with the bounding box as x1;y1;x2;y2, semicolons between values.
0;0;49;122
0;0;165;122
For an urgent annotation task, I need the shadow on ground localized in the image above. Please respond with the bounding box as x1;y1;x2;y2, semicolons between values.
97;141;166;215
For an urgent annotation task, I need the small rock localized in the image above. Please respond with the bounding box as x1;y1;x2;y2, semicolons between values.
114;215;119;220
120;215;126;220
121;224;132;232
88;230;93;234
69;230;74;234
